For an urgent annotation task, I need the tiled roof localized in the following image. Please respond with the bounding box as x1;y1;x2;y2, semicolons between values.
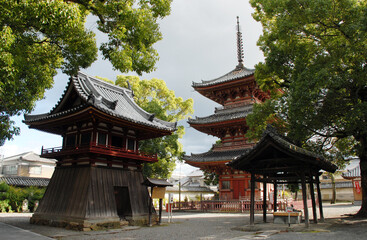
192;64;254;88
24;72;176;132
2;151;56;164
342;165;361;179
166;185;214;193
184;148;250;163
320;181;353;189
229;125;337;173
143;178;173;187
0;176;50;187
188;104;253;125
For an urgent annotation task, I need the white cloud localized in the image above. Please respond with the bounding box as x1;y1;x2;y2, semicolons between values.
4;1;262;172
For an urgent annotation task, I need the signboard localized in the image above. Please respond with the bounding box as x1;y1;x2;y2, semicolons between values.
355;181;361;194
151;187;166;199
169;193;174;203
286;206;293;213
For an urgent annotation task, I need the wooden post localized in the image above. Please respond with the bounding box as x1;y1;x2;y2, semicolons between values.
158;198;163;225
274;182;278;212
149;187;154;226
316;175;324;222
309;174;318;223
263;178;267;223
250;172;255;225
301;173;309;227
200;193;203;211
179;181;181;211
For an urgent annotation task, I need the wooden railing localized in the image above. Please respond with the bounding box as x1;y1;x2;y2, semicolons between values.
41;142;157;161
171;200;286;213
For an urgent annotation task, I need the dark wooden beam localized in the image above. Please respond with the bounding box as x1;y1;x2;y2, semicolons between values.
301;173;309;228
263;180;267;223
316;175;324;222
250;172;255;226
309;175;318;224
274;182;278;212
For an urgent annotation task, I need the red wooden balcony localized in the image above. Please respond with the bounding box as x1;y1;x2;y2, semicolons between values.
41;142;158;163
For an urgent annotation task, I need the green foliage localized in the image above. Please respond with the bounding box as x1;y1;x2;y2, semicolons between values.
5;186;26;212
248;0;366;155
287;183;299;194
203;170;219;186
0;0;172;145
0;200;12;213
249;0;367;215
115;76;194;179
245;99;285;141
0;181;9;192
0;182;45;212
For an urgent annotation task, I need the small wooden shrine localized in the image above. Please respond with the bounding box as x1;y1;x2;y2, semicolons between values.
184;17;269;200
24;72;176;229
343;165;362;204
229;126;337;227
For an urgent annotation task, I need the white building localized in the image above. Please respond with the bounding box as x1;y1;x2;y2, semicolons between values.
0;151;56;178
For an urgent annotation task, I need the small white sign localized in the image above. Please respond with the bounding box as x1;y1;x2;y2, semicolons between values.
169;193;174;203
286;206;293;212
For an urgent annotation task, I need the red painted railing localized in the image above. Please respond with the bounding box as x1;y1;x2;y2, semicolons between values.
171;200;286;213
41;142;157;161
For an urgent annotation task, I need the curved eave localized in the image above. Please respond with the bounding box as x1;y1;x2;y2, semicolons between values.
184;159;230;167
192;66;255;89
188;108;251;126
73;72;177;131
189;118;247;128
184;148;249;166
229;130;337;173
24;106;173;139
24;72;176;135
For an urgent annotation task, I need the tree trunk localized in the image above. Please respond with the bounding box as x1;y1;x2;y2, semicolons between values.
356;135;367;217
330;174;336;204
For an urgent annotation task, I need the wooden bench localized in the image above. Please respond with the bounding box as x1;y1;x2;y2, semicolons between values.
273;211;302;224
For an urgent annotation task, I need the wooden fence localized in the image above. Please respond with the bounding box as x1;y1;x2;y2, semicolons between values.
171;200;287;213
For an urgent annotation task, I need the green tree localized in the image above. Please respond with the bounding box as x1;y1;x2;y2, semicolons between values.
287;183;300;201
248;0;367;216
0;0;171;145
114;76;194;178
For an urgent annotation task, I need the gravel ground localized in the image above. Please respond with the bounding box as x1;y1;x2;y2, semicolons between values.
0;203;364;240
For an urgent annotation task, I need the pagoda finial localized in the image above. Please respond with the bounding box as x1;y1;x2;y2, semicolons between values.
236;16;244;69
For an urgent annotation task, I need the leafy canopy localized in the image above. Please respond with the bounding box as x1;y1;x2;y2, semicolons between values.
0;0;171;145
248;0;367;215
114;76;194;179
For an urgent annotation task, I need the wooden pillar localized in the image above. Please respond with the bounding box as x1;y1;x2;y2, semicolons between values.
149;187;154;226
158;198;163;225
274;182;278;212
250;172;255;225
263;178;267;223
316;175;324;222
309;174;318;223
301;173;309;227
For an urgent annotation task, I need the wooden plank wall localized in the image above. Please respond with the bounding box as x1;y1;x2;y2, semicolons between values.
34;166;150;222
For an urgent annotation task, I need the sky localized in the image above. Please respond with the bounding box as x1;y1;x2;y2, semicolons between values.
0;0;264;175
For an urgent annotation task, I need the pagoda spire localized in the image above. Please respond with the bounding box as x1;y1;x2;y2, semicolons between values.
236;16;244;69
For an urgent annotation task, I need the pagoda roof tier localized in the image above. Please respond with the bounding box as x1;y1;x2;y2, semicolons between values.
183;148;250;168
191;67;269;105
192;64;254;89
189;104;252;126
188;104;252;138
24;72;176;138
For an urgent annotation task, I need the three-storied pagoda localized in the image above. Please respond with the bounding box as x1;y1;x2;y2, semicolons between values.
24;72;176;229
184;18;269;200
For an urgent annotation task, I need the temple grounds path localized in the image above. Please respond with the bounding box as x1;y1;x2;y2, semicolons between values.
0;203;365;240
